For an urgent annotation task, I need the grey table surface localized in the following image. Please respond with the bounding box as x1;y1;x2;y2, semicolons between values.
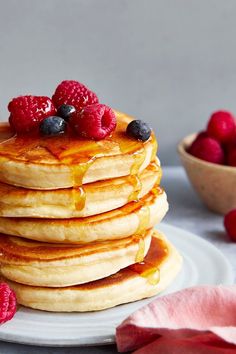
0;166;235;354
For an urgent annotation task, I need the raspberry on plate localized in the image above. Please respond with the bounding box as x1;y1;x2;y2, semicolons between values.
0;283;17;324
207;110;236;143
224;209;236;242
8;96;56;134
188;137;224;164
52;80;99;111
70;103;116;140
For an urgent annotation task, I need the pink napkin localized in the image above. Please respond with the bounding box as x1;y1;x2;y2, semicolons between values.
116;285;236;353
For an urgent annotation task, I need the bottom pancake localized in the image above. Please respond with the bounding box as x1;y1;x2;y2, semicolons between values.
3;230;182;312
0;229;152;287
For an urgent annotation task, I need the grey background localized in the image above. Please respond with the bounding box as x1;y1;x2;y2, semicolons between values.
0;0;235;165
0;2;234;352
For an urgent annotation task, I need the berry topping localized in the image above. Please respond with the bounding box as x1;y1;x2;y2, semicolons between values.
0;283;17;324
227;148;236;167
70;103;116;140
126;120;151;141
196;131;209;140
224;209;236;242
207;110;236;143
52;80;99;111
224;136;236;153
57;104;76;121
40;116;66;136
8;96;56;134
188;137;224;164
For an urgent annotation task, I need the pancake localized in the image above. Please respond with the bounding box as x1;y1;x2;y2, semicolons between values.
0;186;168;243
0;229;152;287
3;231;182;312
0;112;157;190
0;161;161;218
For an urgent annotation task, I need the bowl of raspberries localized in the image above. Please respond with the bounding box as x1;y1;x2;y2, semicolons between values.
178;110;236;215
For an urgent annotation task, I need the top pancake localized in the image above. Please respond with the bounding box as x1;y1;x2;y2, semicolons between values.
0;112;157;190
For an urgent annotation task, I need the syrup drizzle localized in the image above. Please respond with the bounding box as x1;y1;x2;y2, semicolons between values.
127;175;142;202
72;186;86;210
130;235;168;286
130;148;146;175
136;205;150;235
151;185;164;197
130;261;160;285
151;138;158;161
149;160;160;172
70;159;95;187
135;237;145;263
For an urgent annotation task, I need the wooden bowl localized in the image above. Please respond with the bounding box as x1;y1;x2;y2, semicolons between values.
177;134;236;214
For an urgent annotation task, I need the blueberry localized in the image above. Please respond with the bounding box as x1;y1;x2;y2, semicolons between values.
126;120;151;141
40;116;66;136
57;104;76;121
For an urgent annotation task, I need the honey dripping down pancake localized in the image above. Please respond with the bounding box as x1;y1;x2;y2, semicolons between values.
0;230;153;287
0;161;162;218
2;231;183;312
0;112;157;189
0;186;169;243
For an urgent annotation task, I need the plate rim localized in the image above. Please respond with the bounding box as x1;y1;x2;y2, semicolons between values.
159;223;234;285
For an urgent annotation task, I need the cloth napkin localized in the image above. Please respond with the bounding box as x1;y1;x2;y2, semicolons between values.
116;285;236;353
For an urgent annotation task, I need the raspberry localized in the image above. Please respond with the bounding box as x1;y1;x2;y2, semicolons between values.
227;148;236;166
188;137;224;164
8;96;56;134
224;137;236;153
52;80;99;111
224;209;236;242
196;131;209;140
70;103;116;140
0;283;17;324
207;110;236;143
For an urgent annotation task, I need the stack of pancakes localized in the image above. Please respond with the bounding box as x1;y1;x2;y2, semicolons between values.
0;112;182;312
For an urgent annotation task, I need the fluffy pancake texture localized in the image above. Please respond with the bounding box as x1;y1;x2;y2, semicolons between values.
0;105;181;313
0;112;157;189
0;229;152;287
0;162;161;218
0;186;168;243
2;231;182;312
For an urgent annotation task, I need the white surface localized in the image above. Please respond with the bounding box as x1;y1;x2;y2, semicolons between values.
0;223;232;348
0;166;235;354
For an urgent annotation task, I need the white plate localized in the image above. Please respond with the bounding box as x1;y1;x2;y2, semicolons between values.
0;223;233;347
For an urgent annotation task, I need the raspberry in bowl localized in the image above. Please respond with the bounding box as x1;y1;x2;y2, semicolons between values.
178;110;236;214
